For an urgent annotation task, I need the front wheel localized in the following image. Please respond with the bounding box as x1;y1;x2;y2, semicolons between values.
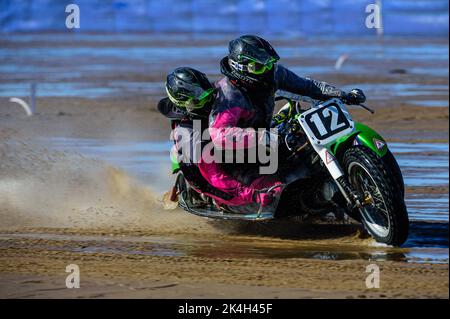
342;147;409;246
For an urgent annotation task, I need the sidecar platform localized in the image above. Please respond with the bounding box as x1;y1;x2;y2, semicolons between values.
179;202;275;221
177;183;284;221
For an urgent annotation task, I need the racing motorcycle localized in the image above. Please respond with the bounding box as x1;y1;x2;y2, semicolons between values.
170;92;409;246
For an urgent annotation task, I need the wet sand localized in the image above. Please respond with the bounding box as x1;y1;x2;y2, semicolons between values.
0;95;448;298
0;231;447;299
0;35;448;298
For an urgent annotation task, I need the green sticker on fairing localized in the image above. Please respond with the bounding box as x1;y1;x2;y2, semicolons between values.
171;153;180;174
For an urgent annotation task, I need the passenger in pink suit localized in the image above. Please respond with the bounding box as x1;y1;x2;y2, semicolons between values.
160;67;278;207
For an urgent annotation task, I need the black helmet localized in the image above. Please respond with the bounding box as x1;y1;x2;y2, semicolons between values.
165;67;215;118
227;35;280;87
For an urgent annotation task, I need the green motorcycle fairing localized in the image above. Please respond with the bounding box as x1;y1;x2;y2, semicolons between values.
330;122;388;159
171;152;181;174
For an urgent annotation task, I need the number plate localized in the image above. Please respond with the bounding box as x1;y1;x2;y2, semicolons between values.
299;98;355;145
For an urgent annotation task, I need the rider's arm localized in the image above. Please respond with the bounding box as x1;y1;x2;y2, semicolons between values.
209;107;258;150
275;64;345;101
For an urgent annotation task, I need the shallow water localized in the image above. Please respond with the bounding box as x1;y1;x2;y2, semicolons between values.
0;228;447;264
1;34;448;101
38;137;448;263
408;100;449;108
342;83;449;106
37;137;173;191
0;81;165;99
389;142;449;187
406;194;449;222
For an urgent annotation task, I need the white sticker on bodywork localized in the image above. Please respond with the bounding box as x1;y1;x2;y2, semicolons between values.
373;138;386;150
325;151;336;164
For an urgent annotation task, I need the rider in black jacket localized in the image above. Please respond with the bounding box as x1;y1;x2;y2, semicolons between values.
206;35;366;205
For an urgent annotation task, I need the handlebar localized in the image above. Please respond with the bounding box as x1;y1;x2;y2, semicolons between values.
275;93;375;119
357;103;375;114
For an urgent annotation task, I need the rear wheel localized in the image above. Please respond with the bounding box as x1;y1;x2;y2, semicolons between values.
342;147;409;246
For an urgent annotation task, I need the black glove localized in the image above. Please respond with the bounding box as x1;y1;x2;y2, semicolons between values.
342;88;366;105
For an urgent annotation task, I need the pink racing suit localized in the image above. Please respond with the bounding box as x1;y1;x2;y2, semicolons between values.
168;107;272;206
173;121;273;207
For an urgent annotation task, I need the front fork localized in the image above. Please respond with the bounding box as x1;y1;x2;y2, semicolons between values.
312;144;364;210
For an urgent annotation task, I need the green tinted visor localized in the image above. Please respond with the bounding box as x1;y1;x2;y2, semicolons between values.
240;55;278;75
166;86;215;112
